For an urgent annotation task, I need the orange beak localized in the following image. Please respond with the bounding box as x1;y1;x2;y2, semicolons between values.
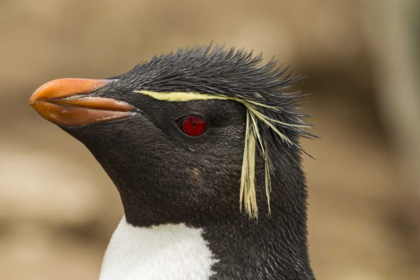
29;78;134;126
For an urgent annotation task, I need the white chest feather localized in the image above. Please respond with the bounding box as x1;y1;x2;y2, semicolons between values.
99;217;218;280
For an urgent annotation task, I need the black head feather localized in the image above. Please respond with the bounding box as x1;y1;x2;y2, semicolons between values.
123;46;314;217
59;45;315;279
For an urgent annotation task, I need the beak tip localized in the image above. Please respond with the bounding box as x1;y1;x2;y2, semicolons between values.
28;97;36;106
28;78;131;127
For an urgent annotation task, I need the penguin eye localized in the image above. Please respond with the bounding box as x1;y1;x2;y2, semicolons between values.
176;115;209;137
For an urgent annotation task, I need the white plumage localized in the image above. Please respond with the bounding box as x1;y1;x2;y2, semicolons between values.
99;217;218;280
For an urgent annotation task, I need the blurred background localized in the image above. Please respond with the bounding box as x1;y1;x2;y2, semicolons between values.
1;0;419;279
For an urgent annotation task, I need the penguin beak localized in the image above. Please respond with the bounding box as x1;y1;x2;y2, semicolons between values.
29;78;134;126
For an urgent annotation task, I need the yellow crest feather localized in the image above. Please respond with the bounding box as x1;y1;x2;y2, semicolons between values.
134;90;306;219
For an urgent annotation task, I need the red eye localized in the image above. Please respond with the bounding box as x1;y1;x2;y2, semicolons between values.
177;115;209;137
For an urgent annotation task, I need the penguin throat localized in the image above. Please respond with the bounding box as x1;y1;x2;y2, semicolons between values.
99;216;218;280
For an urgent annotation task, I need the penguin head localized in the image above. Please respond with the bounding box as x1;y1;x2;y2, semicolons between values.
29;46;310;226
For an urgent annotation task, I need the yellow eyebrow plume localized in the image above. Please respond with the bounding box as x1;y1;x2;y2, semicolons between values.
136;90;227;102
134;90;306;219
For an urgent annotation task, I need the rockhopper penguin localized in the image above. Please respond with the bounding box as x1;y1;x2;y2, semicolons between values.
29;46;316;280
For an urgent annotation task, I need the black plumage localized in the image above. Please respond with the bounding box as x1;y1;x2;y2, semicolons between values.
35;45;316;279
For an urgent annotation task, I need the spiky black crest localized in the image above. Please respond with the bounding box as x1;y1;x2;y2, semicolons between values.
132;45;312;141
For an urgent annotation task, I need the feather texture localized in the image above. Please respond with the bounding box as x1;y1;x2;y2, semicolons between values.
132;46;313;218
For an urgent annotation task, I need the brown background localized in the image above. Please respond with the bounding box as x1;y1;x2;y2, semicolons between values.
1;0;419;279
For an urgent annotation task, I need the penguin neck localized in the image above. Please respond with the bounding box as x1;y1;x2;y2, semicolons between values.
104;148;314;278
198;152;313;279
198;205;314;279
116;182;314;279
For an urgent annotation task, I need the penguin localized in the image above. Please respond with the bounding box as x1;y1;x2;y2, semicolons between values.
29;46;316;280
